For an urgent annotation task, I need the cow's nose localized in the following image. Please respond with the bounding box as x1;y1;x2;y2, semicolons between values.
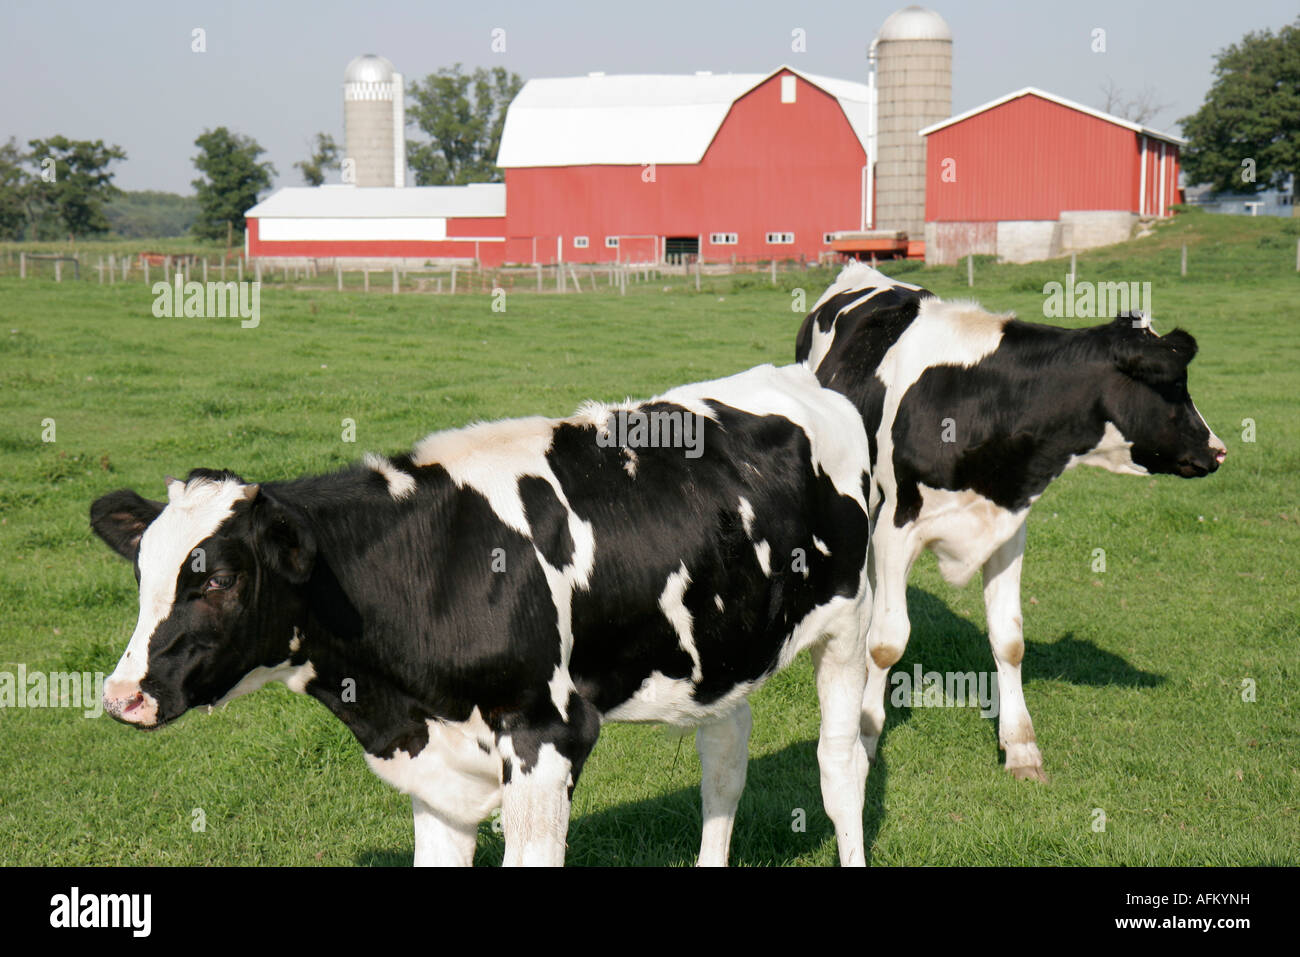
1208;434;1227;464
104;677;159;726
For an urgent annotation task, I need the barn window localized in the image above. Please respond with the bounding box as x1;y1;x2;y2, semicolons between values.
766;232;794;244
573;236;589;248
709;232;738;245
605;236;620;248
781;75;796;103
822;232;836;244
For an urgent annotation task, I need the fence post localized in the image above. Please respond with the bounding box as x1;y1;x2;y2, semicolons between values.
220;256;226;281
451;265;457;295
18;252;24;279
967;253;974;288
619;265;627;296
536;263;542;293
362;269;369;293
255;260;262;284
238;258;244;282
770;258;776;284
202;258;208;284
109;254;116;284
392;265;399;294
164;256;171;283
1069;251;1076;283
55;260;62;283
1181;244;1188;277
144;259;149;284
97;257;104;284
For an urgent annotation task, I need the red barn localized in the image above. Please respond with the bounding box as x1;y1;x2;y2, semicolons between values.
496;67;871;264
920;88;1186;264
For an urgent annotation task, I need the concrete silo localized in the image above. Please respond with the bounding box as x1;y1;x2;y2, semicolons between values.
343;54;406;187
871;6;951;239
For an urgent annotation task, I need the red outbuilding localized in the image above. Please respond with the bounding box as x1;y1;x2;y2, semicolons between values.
920;87;1186;264
496;66;872;265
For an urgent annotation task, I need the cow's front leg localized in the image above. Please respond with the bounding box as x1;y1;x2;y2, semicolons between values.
695;701;752;867
811;616;869;867
981;521;1046;782
498;694;601;866
412;795;478;866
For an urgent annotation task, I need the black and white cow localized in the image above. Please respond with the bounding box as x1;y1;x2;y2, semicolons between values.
91;364;874;866
796;263;1226;781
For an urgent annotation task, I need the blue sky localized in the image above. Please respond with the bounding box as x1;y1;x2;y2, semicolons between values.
2;0;1295;193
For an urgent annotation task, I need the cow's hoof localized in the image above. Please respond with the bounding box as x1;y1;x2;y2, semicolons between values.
1008;763;1048;783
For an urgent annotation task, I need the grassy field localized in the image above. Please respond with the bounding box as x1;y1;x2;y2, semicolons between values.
1;210;1296;866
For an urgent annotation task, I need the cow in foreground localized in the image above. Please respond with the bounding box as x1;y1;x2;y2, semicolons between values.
797;264;1226;781
91;364;874;866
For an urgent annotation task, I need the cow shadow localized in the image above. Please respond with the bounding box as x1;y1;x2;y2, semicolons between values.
354;588;1161;866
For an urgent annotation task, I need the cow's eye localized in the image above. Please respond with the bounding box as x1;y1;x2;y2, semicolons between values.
205;574;236;592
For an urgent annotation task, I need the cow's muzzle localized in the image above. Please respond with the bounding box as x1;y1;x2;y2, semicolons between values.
104;678;161;728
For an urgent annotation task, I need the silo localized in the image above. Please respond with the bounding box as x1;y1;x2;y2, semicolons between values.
873;6;951;239
343;54;405;187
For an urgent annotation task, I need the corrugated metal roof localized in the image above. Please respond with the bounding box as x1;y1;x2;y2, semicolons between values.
919;87;1187;146
496;66;871;168
245;184;506;219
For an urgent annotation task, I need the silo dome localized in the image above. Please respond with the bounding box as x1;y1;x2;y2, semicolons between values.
877;6;952;42
344;54;395;85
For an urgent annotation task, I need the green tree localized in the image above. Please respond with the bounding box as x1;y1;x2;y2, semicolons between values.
191;127;276;240
1180;19;1300;193
0;138;31;240
406;64;523;185
26;135;127;238
293;132;340;186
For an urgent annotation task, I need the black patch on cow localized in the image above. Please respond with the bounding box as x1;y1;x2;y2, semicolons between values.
888;318;1214;524
798;284;929;466
547;401;867;712
518;475;575;569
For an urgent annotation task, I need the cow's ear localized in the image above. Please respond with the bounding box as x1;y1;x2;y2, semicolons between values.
91;489;165;561
1111;328;1194;386
249;489;316;584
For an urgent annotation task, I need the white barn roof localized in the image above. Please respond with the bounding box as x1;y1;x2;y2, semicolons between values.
246;184;506;219
918;87;1187;146
496;66;871;168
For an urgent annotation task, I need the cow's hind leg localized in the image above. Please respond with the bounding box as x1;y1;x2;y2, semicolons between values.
498;693;602;866
695;701;752;867
811;619;869;867
861;524;918;762
982;522;1046;782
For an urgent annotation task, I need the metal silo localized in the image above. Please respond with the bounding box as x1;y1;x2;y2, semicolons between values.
343;54;405;187
872;6;951;239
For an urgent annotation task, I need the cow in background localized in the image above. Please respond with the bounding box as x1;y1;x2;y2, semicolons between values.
797;263;1226;781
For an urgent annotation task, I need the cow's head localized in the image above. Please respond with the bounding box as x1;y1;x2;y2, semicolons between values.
89;470;315;729
1103;316;1226;478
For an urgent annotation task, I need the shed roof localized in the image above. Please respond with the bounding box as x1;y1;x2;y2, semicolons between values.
495;66;871;168
245;184;506;219
918;87;1186;146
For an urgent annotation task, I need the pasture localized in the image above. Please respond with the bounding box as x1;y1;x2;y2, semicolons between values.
0;210;1296;865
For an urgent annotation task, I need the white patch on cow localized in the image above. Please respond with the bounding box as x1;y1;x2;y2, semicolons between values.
289;626;302;653
109;475;249;690
737;496;756;537
754;540;771;577
363;452;416;501
1192;402;1227;459
366;708;502;832
911;485;1031;587
659;562;702;683
813;536;830;556
662;365;868;509
604;672;758;726
622;447;638;477
714;594;724;612
211;658;316;708
1065;421;1149;476
810;263;923;314
411;416;555;536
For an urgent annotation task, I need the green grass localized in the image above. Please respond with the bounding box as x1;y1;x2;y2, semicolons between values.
0;209;1297;865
